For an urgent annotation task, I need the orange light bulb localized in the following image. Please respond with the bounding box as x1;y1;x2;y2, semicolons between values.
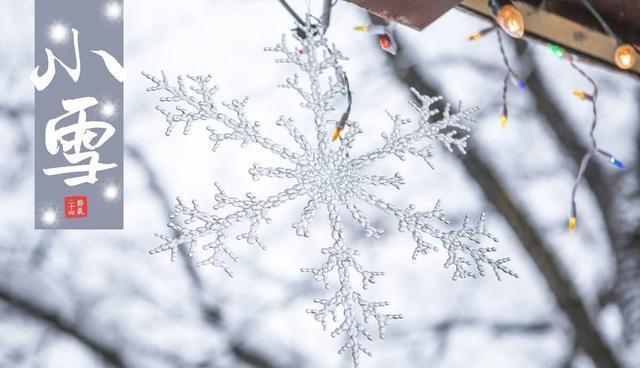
378;35;392;50
614;44;637;70
495;4;525;39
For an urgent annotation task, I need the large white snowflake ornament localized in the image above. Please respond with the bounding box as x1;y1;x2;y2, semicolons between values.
144;21;517;367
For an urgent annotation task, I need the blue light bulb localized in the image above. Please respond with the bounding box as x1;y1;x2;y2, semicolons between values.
610;157;625;169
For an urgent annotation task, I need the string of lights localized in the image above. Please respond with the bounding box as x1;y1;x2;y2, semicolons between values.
466;0;630;232
562;1;632;232
467;0;527;127
495;28;525;128
548;44;625;232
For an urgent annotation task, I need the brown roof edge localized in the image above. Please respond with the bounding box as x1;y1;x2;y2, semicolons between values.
460;0;639;76
344;0;639;76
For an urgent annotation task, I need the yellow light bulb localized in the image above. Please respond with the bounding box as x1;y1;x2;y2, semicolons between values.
353;25;368;32
468;32;482;41
572;90;586;100
495;4;525;39
568;216;576;233
331;127;343;141
500;115;508;128
614;44;637;70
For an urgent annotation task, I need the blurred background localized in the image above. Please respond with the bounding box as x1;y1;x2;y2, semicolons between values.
1;1;639;367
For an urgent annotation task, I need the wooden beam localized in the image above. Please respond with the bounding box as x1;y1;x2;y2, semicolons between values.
345;0;461;31
345;0;639;75
460;0;640;75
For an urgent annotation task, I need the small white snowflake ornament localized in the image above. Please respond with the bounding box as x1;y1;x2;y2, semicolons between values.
144;20;517;368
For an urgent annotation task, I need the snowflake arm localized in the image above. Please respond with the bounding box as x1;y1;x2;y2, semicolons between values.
302;204;402;367
275;115;312;152
345;202;384;239
265;32;348;152
151;183;304;276
353;187;518;280
350;88;479;171
358;172;405;190
248;164;296;181
142;72;300;162
292;199;320;237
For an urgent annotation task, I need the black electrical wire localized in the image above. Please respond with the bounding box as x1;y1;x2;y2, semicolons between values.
581;0;619;41
276;0;306;27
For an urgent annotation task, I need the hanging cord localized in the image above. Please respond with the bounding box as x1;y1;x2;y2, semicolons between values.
566;0;629;231
568;57;598;229
277;0;306;27
331;70;352;141
497;28;520;78
581;0;618;41
320;0;337;33
546;42;625;231
277;0;336;35
496;28;523;127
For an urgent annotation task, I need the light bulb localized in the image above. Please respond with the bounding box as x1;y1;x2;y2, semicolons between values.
597;149;625;169
572;90;586;100
331;127;343;141
548;44;565;58
568;216;576;233
500;114;508;128
378;35;391;49
495;4;525;38
609;156;625;169
468;32;483;41
468;26;497;42
614;44;637;70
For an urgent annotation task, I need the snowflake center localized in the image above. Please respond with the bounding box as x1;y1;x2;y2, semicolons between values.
296;149;356;204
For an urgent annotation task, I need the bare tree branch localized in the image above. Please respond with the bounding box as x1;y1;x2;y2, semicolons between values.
0;285;127;368
366;13;622;368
